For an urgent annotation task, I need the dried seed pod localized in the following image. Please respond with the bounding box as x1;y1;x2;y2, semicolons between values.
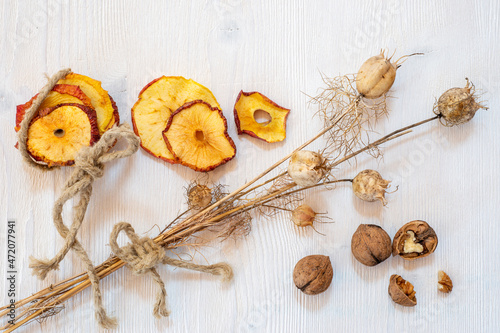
356;51;397;99
434;79;487;126
187;184;212;209
392;220;438;260
291;204;316;227
351;224;392;266
438;270;453;293
293;255;333;295
352;169;391;205
287;150;326;187
388;274;417;307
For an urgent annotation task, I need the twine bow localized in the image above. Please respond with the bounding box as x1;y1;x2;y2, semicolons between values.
18;69;141;329
110;222;233;318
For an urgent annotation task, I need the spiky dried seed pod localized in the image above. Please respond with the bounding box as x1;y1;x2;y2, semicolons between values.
293;255;333;295
352;169;391;205
351;224;392;266
438;270;453;293
187;184;212;209
356;51;397;99
388;274;417;307
434;79;487;126
287;150;326;187
291;204;316;227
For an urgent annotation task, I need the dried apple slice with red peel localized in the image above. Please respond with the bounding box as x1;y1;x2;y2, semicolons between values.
234;91;290;143
15;84;94;131
57;73;117;134
162;100;236;172
102;94;120;131
131;76;220;163
26;103;100;166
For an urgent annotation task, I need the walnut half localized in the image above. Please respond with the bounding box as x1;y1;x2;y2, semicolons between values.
392;220;438;260
388;274;417;307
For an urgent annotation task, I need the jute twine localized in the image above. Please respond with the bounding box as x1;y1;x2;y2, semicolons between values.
18;69;233;328
109;222;233;318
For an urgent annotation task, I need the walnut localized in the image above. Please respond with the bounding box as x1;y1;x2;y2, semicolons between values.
351;224;392;266
388;274;417;307
293;255;333;295
392;220;438;260
438;270;453;293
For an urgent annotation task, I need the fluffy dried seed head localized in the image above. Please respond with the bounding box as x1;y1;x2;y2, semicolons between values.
388;274;417;307
187;184;212;209
287;150;326;187
352;169;391;205
291;204;316;227
438;270;453;293
434;79;487;126
356;51;397;99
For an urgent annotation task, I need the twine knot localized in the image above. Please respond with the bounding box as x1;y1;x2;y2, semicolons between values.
110;223;165;274
74;150;104;179
110;222;233;319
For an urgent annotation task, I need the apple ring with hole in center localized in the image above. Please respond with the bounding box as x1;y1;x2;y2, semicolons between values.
233;91;290;143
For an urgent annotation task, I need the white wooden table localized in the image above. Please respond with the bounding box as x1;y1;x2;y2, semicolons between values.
1;1;499;332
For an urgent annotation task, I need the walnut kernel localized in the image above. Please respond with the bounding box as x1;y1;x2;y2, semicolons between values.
438;270;453;293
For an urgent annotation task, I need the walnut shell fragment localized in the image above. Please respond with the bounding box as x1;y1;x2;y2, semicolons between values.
388;274;417;307
293;255;333;295
438;270;453;293
351;224;392;266
392;220;438;260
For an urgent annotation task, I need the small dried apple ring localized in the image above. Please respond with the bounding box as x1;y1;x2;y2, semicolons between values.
234;91;290;143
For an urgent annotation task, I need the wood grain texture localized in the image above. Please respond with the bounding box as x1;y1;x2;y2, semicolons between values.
1;0;499;332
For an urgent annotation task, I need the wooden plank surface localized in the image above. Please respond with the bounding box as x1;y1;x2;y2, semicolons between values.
1;0;499;332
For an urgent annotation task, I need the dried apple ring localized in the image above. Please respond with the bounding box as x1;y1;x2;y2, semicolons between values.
26;103;100;166
163;100;236;172
234;91;290;143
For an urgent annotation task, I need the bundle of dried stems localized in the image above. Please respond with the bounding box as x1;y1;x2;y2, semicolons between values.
2;62;447;332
